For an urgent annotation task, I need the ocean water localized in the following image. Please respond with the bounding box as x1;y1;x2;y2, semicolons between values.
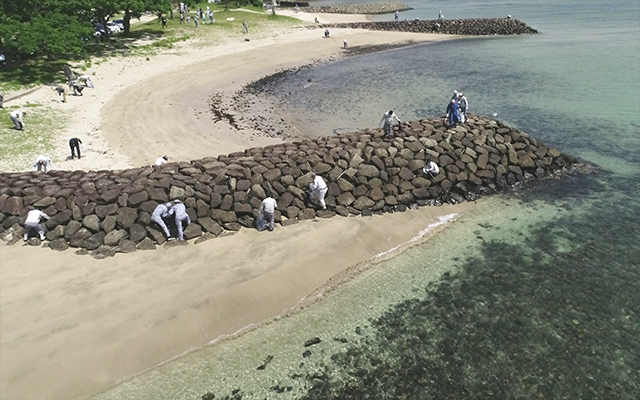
93;0;640;398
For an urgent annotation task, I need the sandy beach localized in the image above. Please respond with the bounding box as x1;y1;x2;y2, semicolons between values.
0;11;468;400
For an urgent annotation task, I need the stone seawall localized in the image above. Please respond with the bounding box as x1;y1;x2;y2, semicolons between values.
0;116;576;257
320;19;538;36
301;2;411;15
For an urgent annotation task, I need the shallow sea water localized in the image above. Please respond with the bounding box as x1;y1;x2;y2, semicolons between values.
93;0;639;398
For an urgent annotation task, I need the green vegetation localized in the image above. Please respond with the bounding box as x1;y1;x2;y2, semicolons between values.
0;104;67;172
0;1;300;91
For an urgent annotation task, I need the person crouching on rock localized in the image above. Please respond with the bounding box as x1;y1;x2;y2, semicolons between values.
423;159;440;179
152;202;173;240
24;208;50;241
309;172;328;209
259;194;278;231
170;200;190;241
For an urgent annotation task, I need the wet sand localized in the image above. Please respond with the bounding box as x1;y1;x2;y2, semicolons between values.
0;12;465;400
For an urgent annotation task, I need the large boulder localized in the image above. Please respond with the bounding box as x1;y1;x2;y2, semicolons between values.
104;229;128;246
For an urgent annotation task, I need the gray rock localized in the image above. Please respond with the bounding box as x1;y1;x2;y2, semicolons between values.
91;246;116;259
184;223;202;239
116;239;137;253
33;196;56;208
27;237;41;246
129;223;148;243
104;229;128;246
82;215;101;233
49;238;69;251
169;186;186;200
45;225;65;241
137;237;157;250
116;207;138;229
82;231;106;250
101;215;117;233
353;196;375;210
69;228;92;247
198;217;223;235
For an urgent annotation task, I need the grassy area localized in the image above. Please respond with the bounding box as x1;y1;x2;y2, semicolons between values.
0;103;68;172
0;5;301;93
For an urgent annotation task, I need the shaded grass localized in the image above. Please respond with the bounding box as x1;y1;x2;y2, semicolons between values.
0;103;68;172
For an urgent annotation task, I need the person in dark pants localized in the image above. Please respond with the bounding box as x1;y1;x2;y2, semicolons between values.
69;137;82;159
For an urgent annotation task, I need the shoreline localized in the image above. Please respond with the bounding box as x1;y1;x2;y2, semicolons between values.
1;13;466;400
0;202;473;400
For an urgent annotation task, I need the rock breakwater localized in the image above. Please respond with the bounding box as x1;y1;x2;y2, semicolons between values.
0;116;579;257
319;18;538;36
301;2;411;15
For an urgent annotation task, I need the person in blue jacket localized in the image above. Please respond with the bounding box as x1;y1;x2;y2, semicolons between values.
446;99;461;127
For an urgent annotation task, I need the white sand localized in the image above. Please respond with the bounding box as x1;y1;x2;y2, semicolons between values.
0;12;468;400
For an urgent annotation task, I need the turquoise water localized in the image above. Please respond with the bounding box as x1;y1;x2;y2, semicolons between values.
93;0;640;398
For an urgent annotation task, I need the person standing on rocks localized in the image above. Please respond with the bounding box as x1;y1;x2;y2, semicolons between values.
259;195;278;231
32;155;53;172
309;173;328;209
169;200;190;241
152;203;173;240
10;110;26;130
457;92;469;122
155;155;168;166
446;99;462;127
69;137;82;159
438;10;445;20
380;110;401;137
23;208;50;241
395;11;399;21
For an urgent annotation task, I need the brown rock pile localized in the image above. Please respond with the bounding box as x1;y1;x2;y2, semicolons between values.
0;115;575;257
319;18;538;35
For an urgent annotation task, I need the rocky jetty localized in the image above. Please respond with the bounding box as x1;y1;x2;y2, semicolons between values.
0;116;577;257
319;18;538;36
301;2;411;15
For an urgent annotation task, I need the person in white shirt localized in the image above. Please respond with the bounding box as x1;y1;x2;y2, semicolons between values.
423;160;440;179
457;92;469;122
309;173;328;209
24;209;50;241
32;155;53;172
380;110;401;137
155;155;168;166
152;203;173;239
10;110;26;130
169;200;190;241
259;196;278;231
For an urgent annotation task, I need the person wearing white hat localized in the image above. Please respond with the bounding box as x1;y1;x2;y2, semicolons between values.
169;200;190;241
32;155;53;172
423;160;440;179
155;155;168;166
309;172;328;209
151;202;173;239
24;208;50;241
457;92;469;122
10;110;26;130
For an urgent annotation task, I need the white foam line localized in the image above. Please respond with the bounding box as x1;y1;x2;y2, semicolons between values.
372;213;458;260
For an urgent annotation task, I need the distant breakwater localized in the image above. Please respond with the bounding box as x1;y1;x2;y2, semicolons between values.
317;18;539;36
0;116;580;258
301;2;411;15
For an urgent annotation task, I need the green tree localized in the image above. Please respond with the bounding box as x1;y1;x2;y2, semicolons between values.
0;0;93;60
119;0;171;35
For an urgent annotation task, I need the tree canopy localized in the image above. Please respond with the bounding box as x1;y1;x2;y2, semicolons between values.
0;0;172;60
